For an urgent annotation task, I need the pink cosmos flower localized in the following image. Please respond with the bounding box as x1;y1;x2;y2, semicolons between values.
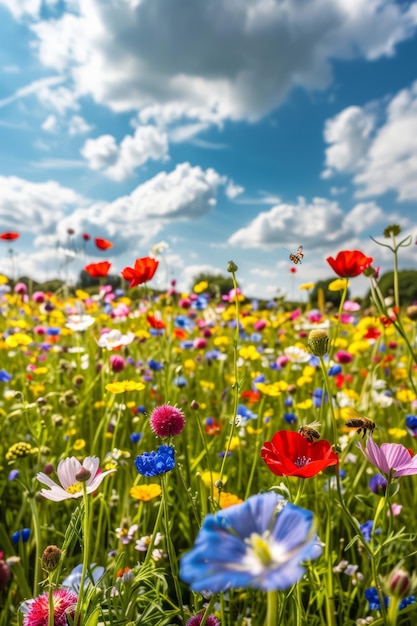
37;456;115;501
357;437;417;478
22;588;78;626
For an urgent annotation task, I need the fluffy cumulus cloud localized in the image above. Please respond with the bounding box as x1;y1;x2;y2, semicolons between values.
323;81;417;201
227;196;405;249
23;0;417;124
0;175;86;233
81;125;169;180
46;162;226;251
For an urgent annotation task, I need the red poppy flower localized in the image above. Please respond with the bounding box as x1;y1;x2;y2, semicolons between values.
95;237;113;250
146;314;166;329
0;232;19;241
326;250;373;278
82;233;91;241
261;430;338;478
121;257;159;287
84;261;111;278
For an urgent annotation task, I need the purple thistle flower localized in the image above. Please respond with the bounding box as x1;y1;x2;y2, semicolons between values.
357;437;417;478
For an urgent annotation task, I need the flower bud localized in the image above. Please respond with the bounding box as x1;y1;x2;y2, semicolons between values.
406;305;417;321
227;260;238;273
75;467;91;482
41;545;62;572
308;329;330;356
384;566;416;599
190;400;200;410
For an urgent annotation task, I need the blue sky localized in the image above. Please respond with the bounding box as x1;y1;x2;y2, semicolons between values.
0;0;417;299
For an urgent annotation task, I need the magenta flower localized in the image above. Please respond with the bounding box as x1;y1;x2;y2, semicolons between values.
149;404;185;437
21;588;78;625
357;437;417;478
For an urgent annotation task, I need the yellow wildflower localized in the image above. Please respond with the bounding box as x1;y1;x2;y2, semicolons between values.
75;289;90;300
239;345;261;361
299;282;315;290
0;274;8;284
200;471;226;489
130;484;162;501
216;490;244;509
105;380;145;394
296;399;313;410
388;428;407;439
328;279;350;291
213;335;231;347
200;380;215;391
296;376;313;387
247;426;263;435
184;359;196;372
33;367;48;375
5;333;32;347
392;368;408;382
194;281;208;294
134;329;151;340
255;381;288;397
396;389;416;403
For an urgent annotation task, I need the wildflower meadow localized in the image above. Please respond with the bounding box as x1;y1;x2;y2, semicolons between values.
1;226;417;626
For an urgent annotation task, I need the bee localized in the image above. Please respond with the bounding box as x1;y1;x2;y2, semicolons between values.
299;421;321;443
344;409;376;438
289;245;304;265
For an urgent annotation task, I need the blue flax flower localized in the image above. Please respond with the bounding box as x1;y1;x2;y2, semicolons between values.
135;445;175;477
180;492;321;592
0;369;12;383
365;587;415;611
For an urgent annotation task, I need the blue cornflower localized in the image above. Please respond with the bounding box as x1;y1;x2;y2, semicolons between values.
180;492;321;592
148;359;164;371
365;587;415;611
284;397;293;407
284;413;297;424
173;375;187;388
130;432;143;444
46;327;60;336
360;520;381;543
368;474;388;496
328;364;342;376
134;445;175;477
236;405;257;423
406;414;417;437
0;369;12;383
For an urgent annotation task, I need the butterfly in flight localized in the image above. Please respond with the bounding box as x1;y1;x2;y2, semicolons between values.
289;245;304;265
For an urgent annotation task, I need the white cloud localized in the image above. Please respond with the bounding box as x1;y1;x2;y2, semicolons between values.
27;0;417;123
228;197;347;248
225;181;245;200
0;175;86;233
323;80;417;201
37;85;80;115
43;162;226;253
68;115;93;136
42;114;58;133
227;195;411;250
322;105;376;176
0;0;42;20
81;125;169;180
0;76;64;109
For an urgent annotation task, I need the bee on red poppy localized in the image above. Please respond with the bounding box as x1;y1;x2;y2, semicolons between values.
95;237;113;250
289;245;304;265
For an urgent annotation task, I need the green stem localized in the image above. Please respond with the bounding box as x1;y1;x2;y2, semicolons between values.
219;269;240;487
266;590;279;626
28;496;42;595
160;472;184;621
74;485;91;625
48;574;55;626
318;356;338;445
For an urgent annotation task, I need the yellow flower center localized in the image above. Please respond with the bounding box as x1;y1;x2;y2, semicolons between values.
65;482;83;494
247;532;273;566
